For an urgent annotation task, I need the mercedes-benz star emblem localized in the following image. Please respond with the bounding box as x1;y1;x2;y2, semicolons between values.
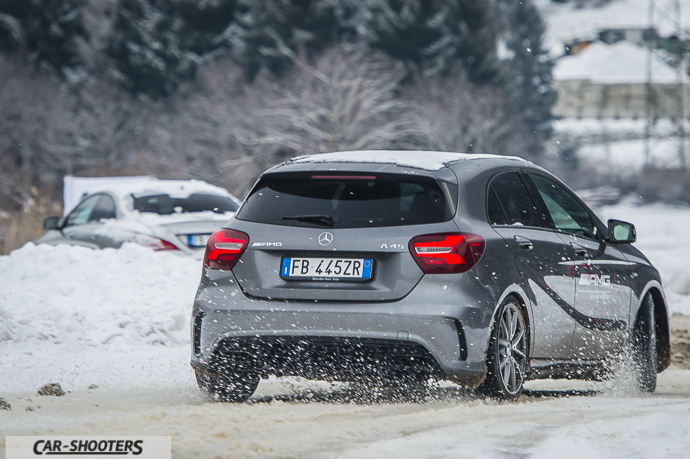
318;231;334;246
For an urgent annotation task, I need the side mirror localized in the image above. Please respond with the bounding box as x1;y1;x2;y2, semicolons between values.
607;219;636;244
43;216;61;230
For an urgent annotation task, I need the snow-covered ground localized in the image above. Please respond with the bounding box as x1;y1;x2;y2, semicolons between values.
1;377;689;458
553;118;689;173
0;243;198;394
1;201;690;458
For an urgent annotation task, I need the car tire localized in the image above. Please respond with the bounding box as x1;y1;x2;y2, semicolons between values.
631;293;657;393
477;299;528;400
195;370;260;403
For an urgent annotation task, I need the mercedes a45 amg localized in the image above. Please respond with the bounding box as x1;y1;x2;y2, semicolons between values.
191;151;670;401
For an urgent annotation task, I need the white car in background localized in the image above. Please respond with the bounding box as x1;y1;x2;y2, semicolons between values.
38;179;241;258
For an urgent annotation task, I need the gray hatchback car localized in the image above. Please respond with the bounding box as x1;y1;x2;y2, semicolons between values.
191;151;671;401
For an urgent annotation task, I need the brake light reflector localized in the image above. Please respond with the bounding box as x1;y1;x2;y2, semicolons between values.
409;232;485;274
204;229;249;270
312;175;376;180
130;234;180;251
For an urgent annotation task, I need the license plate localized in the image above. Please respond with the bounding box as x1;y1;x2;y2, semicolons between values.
188;234;211;247
281;257;373;281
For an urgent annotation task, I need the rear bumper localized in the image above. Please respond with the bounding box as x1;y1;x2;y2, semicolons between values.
190;269;494;386
193;335;447;383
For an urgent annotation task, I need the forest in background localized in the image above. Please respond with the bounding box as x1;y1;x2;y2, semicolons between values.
0;0;571;253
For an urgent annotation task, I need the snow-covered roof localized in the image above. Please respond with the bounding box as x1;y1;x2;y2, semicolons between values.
87;179;233;200
535;0;690;58
63;175;157;216
553;41;679;84
288;151;525;171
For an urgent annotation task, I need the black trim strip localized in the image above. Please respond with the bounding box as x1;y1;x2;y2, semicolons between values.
537;280;626;332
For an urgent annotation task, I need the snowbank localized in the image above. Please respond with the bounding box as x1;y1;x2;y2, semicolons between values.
0;243;199;346
0;243;200;392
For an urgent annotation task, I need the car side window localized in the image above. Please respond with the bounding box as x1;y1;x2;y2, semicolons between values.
489;172;542;227
65;195;100;227
528;174;596;239
65;195;115;227
89;195;117;222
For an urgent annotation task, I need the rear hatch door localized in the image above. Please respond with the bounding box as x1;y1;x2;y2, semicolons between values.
228;169;459;302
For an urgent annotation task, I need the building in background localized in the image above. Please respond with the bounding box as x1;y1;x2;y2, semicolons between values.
597;27;657;47
552;40;687;120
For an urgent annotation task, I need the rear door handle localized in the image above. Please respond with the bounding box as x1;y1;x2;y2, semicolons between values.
514;236;533;250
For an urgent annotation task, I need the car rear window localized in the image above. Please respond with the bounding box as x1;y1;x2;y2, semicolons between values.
236;173;458;228
133;193;238;215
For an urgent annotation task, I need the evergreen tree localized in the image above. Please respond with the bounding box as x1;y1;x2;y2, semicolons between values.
226;0;340;80
502;0;556;148
0;1;28;52
324;0;501;82
102;0;515;96
327;0;449;76
106;0;237;97
0;0;86;74
451;0;502;83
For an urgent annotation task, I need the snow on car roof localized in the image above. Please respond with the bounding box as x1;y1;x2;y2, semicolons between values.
86;179;233;200
287;150;525;171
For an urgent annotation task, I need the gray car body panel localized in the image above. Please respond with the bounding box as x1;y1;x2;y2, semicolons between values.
191;151;671;384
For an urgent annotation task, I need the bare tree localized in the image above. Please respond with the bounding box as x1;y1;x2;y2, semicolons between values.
0;53;68;209
161;55;261;196
0;51;157;253
403;75;531;157
162;48;425;197
248;47;422;155
63;79;152;175
0;53;70;253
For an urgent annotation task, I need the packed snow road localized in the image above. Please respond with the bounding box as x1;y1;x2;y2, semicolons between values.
2;200;690;458
1;370;690;458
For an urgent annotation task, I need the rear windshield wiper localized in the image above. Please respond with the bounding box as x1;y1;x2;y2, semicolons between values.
282;214;334;227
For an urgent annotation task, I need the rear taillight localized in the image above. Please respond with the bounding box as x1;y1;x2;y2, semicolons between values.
203;229;249;270
131;234;180;251
409;232;485;274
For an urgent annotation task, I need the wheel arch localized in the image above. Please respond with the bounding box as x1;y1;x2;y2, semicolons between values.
636;283;671;372
487;285;533;374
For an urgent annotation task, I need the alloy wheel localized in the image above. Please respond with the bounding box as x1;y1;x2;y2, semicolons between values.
497;303;527;395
